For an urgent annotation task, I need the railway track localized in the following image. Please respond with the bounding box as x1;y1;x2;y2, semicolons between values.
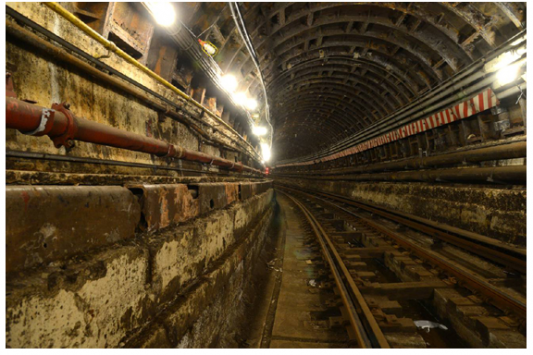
273;186;526;348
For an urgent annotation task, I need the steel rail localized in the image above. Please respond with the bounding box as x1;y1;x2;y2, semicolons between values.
277;190;390;348
277;185;526;317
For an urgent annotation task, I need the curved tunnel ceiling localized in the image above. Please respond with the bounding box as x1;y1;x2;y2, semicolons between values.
180;2;526;162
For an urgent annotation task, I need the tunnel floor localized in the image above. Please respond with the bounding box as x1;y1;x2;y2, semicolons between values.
241;189;525;348
261;193;350;347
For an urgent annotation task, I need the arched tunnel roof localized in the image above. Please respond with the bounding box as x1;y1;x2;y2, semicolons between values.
179;2;526;163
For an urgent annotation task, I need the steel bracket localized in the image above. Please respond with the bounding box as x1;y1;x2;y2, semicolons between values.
6;72;16;98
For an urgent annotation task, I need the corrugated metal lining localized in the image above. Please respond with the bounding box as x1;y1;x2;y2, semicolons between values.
276;88;499;167
225;2;525;162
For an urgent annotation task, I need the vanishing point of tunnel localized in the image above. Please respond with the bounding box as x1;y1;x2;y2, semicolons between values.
4;1;528;349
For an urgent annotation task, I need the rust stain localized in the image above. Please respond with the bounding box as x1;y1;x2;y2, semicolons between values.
20;191;30;211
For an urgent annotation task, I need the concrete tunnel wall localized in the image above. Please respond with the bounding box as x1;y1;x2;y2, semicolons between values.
6;183;274;347
274;178;526;246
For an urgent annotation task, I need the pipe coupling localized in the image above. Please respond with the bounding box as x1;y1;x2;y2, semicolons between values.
50;103;77;149
168;145;185;159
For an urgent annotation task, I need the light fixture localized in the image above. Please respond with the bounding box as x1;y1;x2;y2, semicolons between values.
198;39;218;56
497;64;520;86
233;92;247;105
145;2;176;27
252;125;267;136
261;143;271;161
485;47;526;73
246;98;258;110
221;74;238;92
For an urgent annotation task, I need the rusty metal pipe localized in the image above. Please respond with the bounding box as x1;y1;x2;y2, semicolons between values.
42;2;257;153
5;18;254;156
6;97;261;174
284;141;527;176
274;165;526;184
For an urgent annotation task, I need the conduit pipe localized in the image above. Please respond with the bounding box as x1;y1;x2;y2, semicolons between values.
274;165;526;184
496;82;528;100
6;7;261;162
287;141;527;176
6;97;261;174
230;2;274;146
42;2;257;153
5;19;231;150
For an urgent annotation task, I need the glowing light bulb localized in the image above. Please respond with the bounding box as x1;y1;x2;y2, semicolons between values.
233;92;247;105
221;74;238;92
252;126;267;136
246;98;258;110
146;2;176;27
198;39;218;56
497;65;520;86
261;143;271;161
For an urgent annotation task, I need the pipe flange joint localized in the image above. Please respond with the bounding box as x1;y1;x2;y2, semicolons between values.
50;102;77;149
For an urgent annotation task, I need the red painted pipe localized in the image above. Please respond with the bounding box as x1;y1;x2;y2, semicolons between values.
6;97;261;174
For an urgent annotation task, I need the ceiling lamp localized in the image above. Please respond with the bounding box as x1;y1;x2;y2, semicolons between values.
233;92;247;105
246;98;258;110
198;39;218;56
145;2;176;27
497;64;521;86
221;74;238;92
261;143;271;162
252;126;267;136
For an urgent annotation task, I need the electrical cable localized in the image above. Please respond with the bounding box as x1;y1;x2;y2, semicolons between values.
230;2;273;151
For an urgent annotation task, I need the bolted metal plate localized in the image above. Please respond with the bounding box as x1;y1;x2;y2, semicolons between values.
128;184;199;232
6;186;140;273
240;183;256;201
240;181;272;200
257;181;273;195
225;183;239;205
192;183;229;215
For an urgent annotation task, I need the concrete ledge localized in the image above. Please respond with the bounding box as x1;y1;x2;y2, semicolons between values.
6;181;272;273
5;185;141;273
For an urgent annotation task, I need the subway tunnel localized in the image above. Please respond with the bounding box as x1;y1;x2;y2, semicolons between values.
4;2;528;349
